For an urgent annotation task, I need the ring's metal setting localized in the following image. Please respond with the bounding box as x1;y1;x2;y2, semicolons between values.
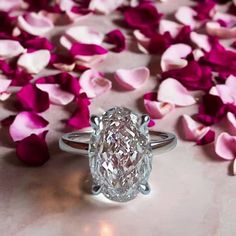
59;107;177;202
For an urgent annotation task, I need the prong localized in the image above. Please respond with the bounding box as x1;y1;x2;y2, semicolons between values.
91;184;102;195
90;115;100;129
139;183;151;195
140;114;150;126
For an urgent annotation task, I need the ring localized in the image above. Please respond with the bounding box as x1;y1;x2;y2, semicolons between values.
59;107;177;202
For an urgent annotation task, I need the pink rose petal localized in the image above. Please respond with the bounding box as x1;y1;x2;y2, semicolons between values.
0;74;11;93
0;40;25;59
89;0;124;14
215;132;236;160
158;78;196;106
24;37;54;51
133;30;150;54
209;85;234;104
17;50;50;74
181;114;210;141
175;6;198;29
196;129;215;145
161;44;192;72
9;111;48;142
16;134;50;166
115;67;150;90
79;69;111;98
159;19;182;38
190;32;211;52
17;12;54;36
0;92;11;101
144;92;174;119
36;84;75;105
227;112;236;134
16;84;50;112
0;0;22;12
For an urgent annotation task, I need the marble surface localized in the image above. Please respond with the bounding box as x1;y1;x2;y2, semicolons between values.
1;1;236;235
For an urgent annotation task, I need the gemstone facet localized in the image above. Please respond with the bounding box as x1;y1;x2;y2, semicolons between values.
89;107;152;202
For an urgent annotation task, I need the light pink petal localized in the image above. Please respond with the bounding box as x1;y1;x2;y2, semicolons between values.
133;30;150;54
192;49;205;61
115;67;149;90
209;85;234;104
227;112;236;134
36;84;75;105
0;40;25;59
190;32;211;52
233;158;236;175
0;0;22;12
213;12;236;27
9;111;49;142
206;21;236;39
0;92;11;101
158;78;196;106
175;6;198;29
161;44;192;72
17;50;50;74
79;69;112;98
144;99;174;119
17;12;54;36
215;132;236;160
0;75;11;93
60;26;104;50
89;0;124;14
226;75;236;97
181;114;210;141
159;19;182;38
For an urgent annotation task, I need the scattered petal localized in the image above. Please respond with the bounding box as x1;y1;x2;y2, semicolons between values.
16;134;50;166
17;12;54;36
9;111;48;142
0;40;25;59
89;0;124;14
190;32;211;52
159;19;182;38
196;129;215;145
161;44;192;72
0;0;22;12
227;112;236;133
79;69;111;98
215;132;236;160
0;74;11;93
105;29;126;53
158;78;196;106
17;50;51;74
115;67;149;90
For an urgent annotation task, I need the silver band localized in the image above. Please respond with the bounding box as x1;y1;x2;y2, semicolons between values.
59;130;177;156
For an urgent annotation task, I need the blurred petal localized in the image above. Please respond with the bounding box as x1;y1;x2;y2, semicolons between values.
0;0;22;12
227;112;236;133
9;111;48;142
0;74;11;93
158;78;196;106
105;29;126;53
196;129;215;145
79;69;111;98
190;32;211;52
159;19;182;38
17;50;50;74
161;43;192;72
89;0;124;14
115;67;149;90
215;132;236;160
0;40;25;59
175;6;197;29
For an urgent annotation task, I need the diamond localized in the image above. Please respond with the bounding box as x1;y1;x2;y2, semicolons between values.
89;107;152;202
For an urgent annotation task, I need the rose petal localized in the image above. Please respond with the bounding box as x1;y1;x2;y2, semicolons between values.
161;44;192;72
115;67;149;90
190;32;211;52
0;0;22;12
24;37;54;51
227;112;236;133
159;19;182;38
0;40;25;59
158;78;196;106
17;12;54;36
209;85;234;104
9;111;48;142
0;92;11;101
215;132;236;160
192;49;205;61
60;26;104;50
196;129;215;145
105;29;126;53
133;30;150;54
175;6;198;29
0;74;11;93
16;134;50;166
79;69;111;98
17;50;51;74
89;0;124;14
16;84;50;112
36;84;75;105
181;114;211;141
148;119;155;127
144;92;174;119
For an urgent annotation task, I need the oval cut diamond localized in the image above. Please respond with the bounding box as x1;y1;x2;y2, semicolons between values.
89;107;152;202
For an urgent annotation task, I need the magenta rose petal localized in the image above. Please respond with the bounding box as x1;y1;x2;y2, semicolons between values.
16;84;50;112
0;40;25;59
16;134;50;166
115;67;149;90
196;129;215;145
144;92;175;119
67;94;90;129
9;111;49;142
17;12;54;36
24;37;54;51
158;78;196;106
17;50;51;74
148;119;155;127
161;44;192;72
215;132;236;160
80;69;111;98
105;29;126;53
193;0;215;21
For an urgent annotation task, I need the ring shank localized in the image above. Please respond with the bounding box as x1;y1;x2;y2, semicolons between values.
59;130;177;156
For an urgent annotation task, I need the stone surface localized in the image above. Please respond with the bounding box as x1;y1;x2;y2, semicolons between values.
89;107;152;202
